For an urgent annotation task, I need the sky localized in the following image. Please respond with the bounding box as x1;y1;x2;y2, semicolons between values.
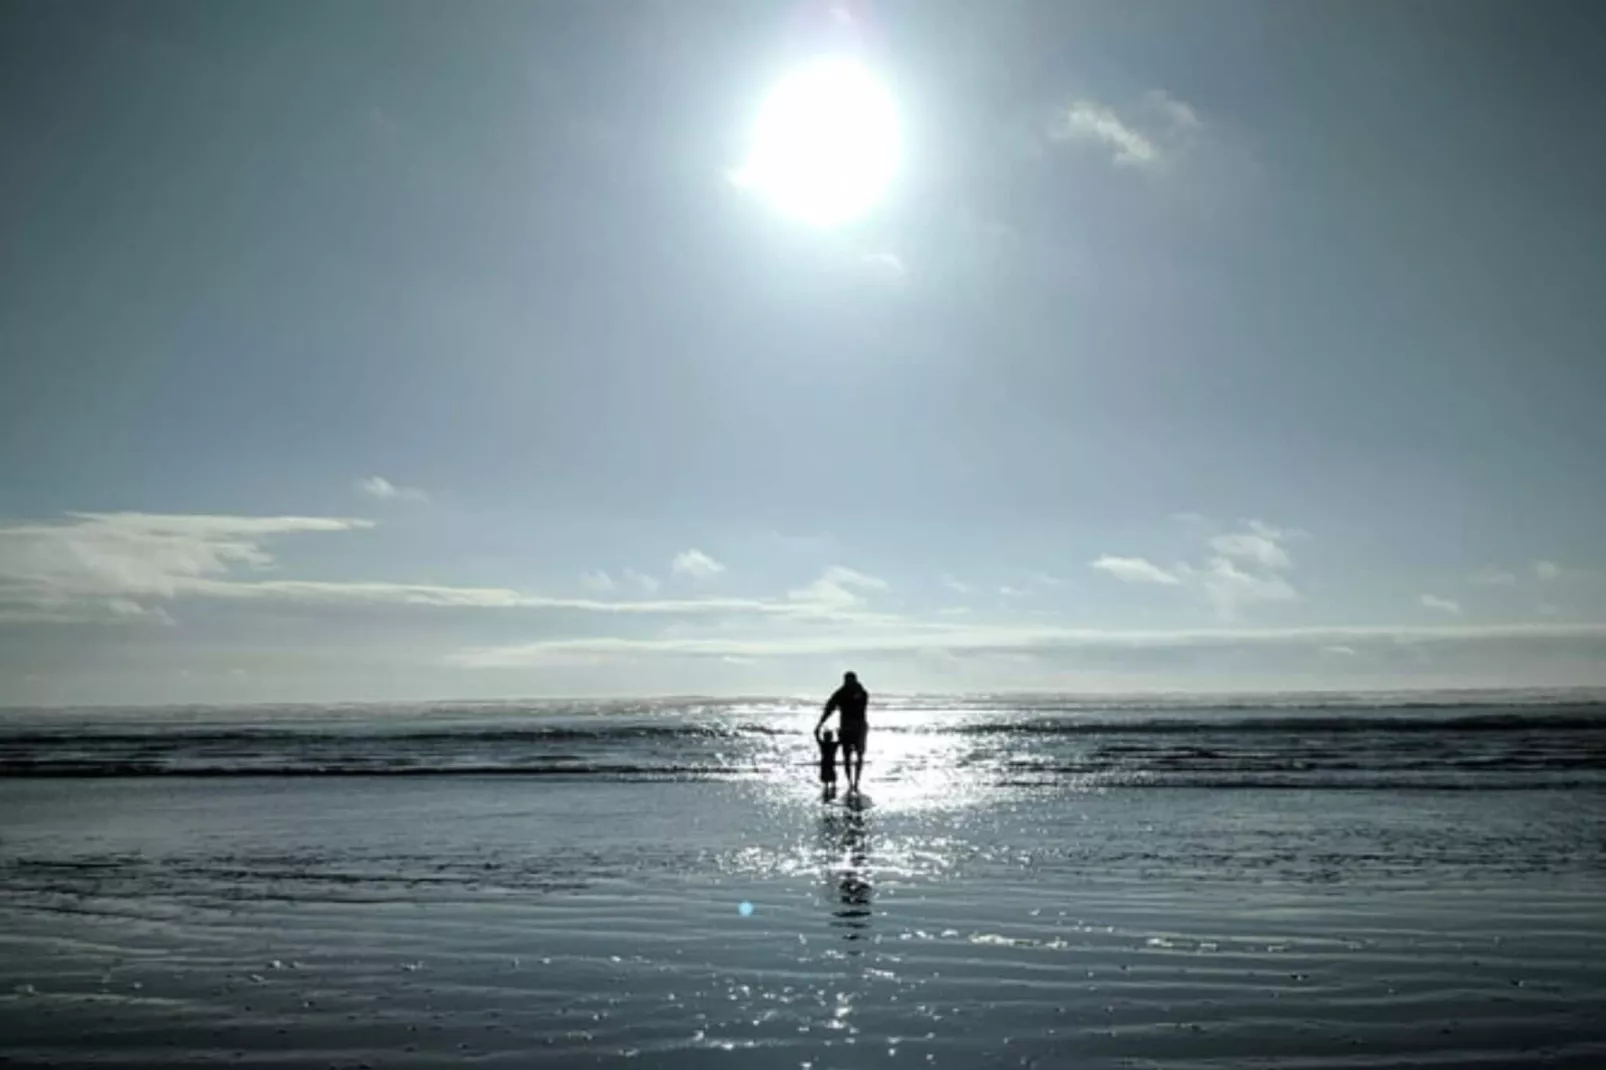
3;0;1605;705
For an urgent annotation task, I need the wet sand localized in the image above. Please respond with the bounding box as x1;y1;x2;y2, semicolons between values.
2;776;1604;1068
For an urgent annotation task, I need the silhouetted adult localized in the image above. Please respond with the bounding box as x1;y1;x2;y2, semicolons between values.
815;671;869;793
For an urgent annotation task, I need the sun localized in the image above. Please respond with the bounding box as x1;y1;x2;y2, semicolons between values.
732;56;900;229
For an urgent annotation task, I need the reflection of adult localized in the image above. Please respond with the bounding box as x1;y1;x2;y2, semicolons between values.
834;810;872;940
820;807;872;945
815;671;869;793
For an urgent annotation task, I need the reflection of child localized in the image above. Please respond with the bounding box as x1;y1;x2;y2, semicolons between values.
818;729;840;800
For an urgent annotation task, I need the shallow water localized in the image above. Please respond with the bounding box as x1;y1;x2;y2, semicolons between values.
3;695;1605;1067
2;691;1603;791
3;778;1604;1067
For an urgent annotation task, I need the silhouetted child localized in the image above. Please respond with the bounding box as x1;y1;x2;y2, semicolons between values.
818;729;840;800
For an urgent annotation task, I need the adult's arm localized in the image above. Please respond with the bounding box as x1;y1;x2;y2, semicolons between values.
815;689;841;740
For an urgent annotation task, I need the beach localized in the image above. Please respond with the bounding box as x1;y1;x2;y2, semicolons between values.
3;695;1605;1068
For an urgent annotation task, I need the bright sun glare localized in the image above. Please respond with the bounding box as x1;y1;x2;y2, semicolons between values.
733;56;900;229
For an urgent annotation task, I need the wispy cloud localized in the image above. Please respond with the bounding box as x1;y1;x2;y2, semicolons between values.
451;619;1606;668
1090;555;1182;585
788;566;888;611
1476;561;1571;587
623;568;661;594
183;580;794;614
1473;567;1519;587
1048;90;1202;170
0;513;804;624
861;251;907;283
1093;519;1300;620
1208;521;1291;571
1145;89;1201;131
356;476;428;503
1197;555;1297;618
1420;594;1462;615
1092;549;1182;584
940;574;974;595
671;549;726;581
1053;102;1157;166
584;567;662;595
0;513;375;622
771;532;835;555
579;570;617;593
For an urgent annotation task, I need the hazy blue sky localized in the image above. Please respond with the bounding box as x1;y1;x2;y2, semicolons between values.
3;0;1604;704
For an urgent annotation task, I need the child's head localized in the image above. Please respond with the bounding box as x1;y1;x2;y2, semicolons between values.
821;729;835;744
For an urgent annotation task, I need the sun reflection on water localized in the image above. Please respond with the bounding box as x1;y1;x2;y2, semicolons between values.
705;704;1055;902
740;705;1009;816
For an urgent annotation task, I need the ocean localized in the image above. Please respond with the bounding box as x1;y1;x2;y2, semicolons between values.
3;690;1604;1068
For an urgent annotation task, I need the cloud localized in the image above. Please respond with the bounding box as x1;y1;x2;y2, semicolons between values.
1146;89;1201;131
585;568;664;596
1052;102;1159;167
0;512;805;624
451;619;1606;668
671;549;725;581
940;574;974;595
188;579;535;608
1090;555;1181;585
179;579;793;614
1094;519;1299;620
1199;556;1297;619
1048;90;1202;170
771;532;835;555
788;566;888;611
0;513;376;622
579;570;617;593
1473;568;1519;587
1420;594;1462;615
861;251;907;283
1322;645;1359;657
623;569;661;594
1476;562;1572;587
356;476;428;503
1208;521;1291;571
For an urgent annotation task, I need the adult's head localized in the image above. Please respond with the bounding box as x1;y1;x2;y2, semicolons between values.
843;670;858;687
